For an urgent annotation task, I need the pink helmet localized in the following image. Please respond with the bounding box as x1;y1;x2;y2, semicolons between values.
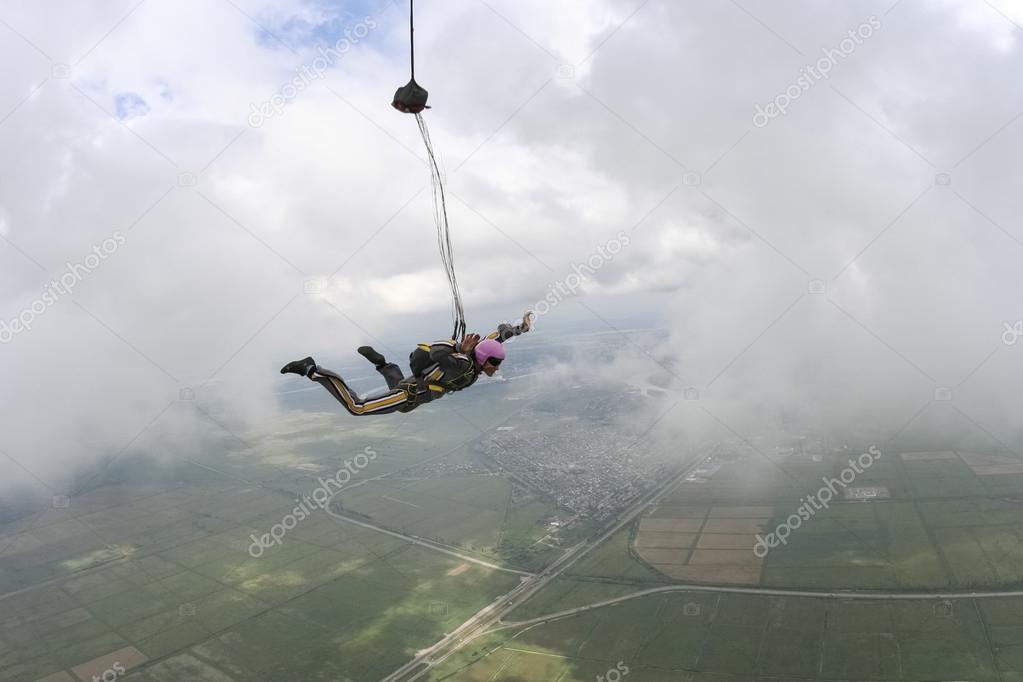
474;339;506;368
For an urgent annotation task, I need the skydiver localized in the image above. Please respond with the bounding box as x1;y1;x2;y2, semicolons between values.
279;311;533;416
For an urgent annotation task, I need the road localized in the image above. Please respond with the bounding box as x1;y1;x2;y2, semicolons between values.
500;583;1023;631
380;451;710;682
323;504;533;577
404;580;1023;681
380;433;1023;681
379;544;586;682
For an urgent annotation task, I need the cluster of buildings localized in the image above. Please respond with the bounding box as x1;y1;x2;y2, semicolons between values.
402;460;495;478
477;419;669;525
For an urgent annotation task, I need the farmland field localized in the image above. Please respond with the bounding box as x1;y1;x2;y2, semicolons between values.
433;591;1015;681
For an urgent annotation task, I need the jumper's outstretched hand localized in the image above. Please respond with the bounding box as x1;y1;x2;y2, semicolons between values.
460;333;481;355
522;310;534;332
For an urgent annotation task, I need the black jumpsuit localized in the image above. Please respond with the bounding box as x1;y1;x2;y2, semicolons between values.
310;322;526;416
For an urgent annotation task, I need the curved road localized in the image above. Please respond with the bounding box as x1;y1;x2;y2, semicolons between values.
500;582;1023;630
381;456;713;682
399;582;1023;681
380;442;1023;681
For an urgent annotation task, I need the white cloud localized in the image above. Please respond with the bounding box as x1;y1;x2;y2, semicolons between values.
1;0;1023;494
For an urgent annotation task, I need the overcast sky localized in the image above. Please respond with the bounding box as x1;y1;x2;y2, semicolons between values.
2;0;1023;497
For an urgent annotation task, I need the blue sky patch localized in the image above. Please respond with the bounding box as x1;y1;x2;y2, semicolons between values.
254;0;392;51
114;92;150;120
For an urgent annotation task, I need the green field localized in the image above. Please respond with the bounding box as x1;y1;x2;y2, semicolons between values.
432;590;1018;681
551;447;1023;592
7;387;1023;682
423;444;1023;680
333;474;560;570
0;480;522;681
0;398;539;681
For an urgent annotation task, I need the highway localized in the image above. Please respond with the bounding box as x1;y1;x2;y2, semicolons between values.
411;580;1023;681
380;432;1023;681
380;452;709;682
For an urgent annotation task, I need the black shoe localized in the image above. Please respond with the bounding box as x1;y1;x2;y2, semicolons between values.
357;346;387;367
280;356;316;377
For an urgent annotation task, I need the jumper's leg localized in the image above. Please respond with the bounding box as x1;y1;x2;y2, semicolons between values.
358;345;407;391
311;366;408;416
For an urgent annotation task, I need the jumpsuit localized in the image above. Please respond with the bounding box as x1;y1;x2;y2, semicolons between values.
310;322;526;416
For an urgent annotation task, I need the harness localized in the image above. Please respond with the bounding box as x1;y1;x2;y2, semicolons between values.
404;342;479;404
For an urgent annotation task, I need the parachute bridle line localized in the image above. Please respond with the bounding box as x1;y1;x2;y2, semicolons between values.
409;0;415;80
416;113;466;342
402;0;466;342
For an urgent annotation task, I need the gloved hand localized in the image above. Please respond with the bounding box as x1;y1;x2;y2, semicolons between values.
460;333;481;355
